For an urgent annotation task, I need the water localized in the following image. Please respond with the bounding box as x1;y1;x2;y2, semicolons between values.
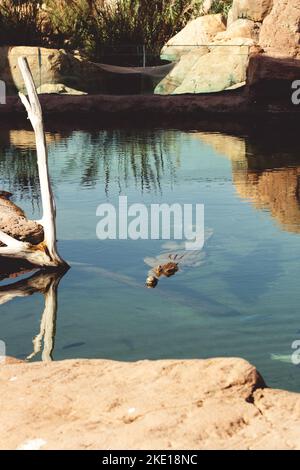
1;126;300;392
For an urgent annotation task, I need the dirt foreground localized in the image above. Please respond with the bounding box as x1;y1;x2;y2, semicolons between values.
1;357;300;450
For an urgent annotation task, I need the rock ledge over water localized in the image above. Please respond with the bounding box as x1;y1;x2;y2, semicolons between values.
1;357;300;450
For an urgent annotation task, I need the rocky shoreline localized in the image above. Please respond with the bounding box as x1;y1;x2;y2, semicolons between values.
1;357;300;450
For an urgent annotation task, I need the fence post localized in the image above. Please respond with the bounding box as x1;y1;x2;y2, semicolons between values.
0;80;6;104
143;44;146;68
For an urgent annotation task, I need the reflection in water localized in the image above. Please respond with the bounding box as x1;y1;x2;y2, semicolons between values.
193;132;300;234
0;129;178;199
0;145;40;204
59;130;178;194
234;167;300;233
1;126;300;390
2;128;300;232
0;268;68;361
0;129;67;206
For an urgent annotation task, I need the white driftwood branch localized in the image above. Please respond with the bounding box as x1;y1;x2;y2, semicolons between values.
0;57;67;268
18;56;65;266
0;230;25;250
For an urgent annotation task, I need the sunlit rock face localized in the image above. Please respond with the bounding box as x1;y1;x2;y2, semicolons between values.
228;0;273;24
156;11;258;94
160;14;225;62
172;38;253;94
0;46;106;94
259;0;300;58
214;18;257;42
192;132;300;234
247;0;300;101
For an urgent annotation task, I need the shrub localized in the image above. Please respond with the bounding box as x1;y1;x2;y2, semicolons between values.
210;0;233;17
45;0;207;62
0;0;234;61
0;0;45;46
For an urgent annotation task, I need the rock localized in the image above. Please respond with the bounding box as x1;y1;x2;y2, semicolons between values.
227;6;236;27
1;357;300;450
156;12;257;95
228;0;273;23
160;14;226;61
155;50;209;95
1;46;106;94
172;38;253;94
37;83;87;95
247;53;300;101
259;0;300;58
2;356;24;365
214;18;257;41
0;196;44;246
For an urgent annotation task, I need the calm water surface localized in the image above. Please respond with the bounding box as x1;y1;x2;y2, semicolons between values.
1;126;300;391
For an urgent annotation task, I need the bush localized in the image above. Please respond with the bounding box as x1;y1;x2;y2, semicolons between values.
0;0;45;46
45;0;92;51
210;0;233;17
0;0;233;61
45;0;207;62
91;1;205;58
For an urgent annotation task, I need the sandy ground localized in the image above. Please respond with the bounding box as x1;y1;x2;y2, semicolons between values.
1;357;300;450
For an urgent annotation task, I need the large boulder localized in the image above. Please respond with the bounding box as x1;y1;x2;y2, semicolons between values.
247;53;300;101
228;0;273;23
155;50;209;95
259;0;300;58
0;46;106;94
161;14;226;61
171;38;253;94
156;11;259;95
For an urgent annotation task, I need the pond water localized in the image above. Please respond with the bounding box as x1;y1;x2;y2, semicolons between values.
1;125;300;392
